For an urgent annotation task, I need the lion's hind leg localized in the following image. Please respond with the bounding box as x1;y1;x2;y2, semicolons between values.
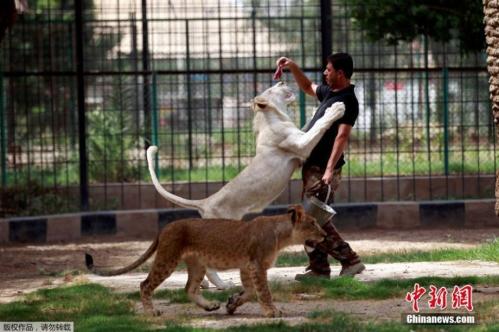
250;264;282;318
140;246;180;316
184;256;221;311
226;267;255;315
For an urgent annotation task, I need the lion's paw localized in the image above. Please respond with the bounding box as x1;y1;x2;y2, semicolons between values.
264;307;283;318
325;102;345;121
204;301;221;312
226;294;240;315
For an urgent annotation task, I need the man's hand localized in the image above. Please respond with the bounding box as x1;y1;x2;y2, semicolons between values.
276;56;317;97
276;57;294;68
322;168;334;185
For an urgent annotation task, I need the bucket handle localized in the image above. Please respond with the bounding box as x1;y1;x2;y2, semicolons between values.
325;185;331;204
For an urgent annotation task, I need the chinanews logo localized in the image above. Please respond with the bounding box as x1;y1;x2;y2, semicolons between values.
403;283;476;325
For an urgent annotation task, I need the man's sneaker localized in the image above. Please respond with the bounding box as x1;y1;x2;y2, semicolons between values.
295;270;330;281
339;262;366;276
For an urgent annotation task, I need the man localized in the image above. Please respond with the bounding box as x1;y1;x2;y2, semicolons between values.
276;53;365;279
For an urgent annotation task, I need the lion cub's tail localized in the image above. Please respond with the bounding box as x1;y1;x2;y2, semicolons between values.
85;237;159;276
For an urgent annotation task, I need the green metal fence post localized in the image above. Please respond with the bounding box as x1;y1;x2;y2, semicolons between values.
151;72;159;177
0;63;6;187
443;67;449;176
424;34;433;198
424;35;431;154
299;90;306;128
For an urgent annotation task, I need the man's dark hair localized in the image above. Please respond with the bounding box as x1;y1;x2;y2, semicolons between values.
327;52;353;79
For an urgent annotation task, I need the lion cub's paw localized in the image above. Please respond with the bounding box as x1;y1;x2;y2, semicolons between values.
204;301;221;312
264;307;283;318
226;294;240;315
144;308;162;317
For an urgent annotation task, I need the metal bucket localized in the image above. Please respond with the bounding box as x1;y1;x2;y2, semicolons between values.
302;186;337;226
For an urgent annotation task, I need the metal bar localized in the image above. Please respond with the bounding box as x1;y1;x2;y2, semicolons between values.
151;72;159;177
74;0;88;210
409;39;417;200
320;0;332;68
443;67;449;176
0;64;6;187
185;19;193;175
424;34;433;199
64;15;321;23
141;0;150;149
394;45;400;200
251;6;257;95
217;0;226;183
3;67;489;77
299;17;306;128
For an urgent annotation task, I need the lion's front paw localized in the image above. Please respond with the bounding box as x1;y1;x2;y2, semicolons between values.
204;301;221;312
144;307;162;317
226;294;240;315
264;306;283;318
325;102;345;121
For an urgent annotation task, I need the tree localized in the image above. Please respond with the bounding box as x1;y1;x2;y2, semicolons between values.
345;0;485;53
346;0;497;213
483;0;499;215
2;0;120;150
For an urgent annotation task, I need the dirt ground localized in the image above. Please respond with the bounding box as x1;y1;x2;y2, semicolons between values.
1;227;497;282
1;227;498;327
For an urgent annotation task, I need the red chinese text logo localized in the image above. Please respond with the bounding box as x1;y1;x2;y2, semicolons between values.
452;285;474;311
405;283;427;312
405;284;473;312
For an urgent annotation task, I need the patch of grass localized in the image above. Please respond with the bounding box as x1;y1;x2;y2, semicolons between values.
1;282;497;331
127;276;499;305
162;306;499;331
364;239;499;264
0;284;150;332
126;287;240;304
307;309;498;332
275;239;499;267
471;299;499;325
283;275;499;301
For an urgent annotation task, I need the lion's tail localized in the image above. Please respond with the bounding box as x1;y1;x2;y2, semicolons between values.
85;237;159;276
146;146;205;212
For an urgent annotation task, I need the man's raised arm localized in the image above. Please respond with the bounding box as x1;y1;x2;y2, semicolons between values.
276;57;318;97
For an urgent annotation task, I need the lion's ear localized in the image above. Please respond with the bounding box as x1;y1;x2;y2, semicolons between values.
252;96;269;112
288;204;304;225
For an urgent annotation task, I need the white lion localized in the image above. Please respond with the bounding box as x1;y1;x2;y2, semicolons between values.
147;82;344;289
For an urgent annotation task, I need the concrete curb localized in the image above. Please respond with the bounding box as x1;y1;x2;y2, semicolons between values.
0;199;497;244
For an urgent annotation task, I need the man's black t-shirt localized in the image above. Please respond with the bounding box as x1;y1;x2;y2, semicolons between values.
304;84;359;170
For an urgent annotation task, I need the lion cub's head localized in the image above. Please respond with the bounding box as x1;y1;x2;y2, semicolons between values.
287;205;327;244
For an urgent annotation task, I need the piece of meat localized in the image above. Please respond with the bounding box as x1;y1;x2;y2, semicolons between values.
273;65;283;81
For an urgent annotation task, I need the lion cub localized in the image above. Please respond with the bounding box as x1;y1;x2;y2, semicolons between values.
85;205;326;317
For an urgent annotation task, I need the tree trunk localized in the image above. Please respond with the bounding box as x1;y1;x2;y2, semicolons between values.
483;0;499;215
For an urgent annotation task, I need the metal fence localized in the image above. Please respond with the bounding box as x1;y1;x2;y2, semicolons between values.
0;0;495;217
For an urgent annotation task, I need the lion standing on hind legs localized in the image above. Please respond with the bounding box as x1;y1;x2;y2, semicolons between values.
86;205;326;317
146;82;345;289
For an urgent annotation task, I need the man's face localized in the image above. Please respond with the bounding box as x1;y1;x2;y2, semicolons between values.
323;62;341;88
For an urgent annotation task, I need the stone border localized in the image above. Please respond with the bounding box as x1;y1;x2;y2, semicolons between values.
0;199;496;244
